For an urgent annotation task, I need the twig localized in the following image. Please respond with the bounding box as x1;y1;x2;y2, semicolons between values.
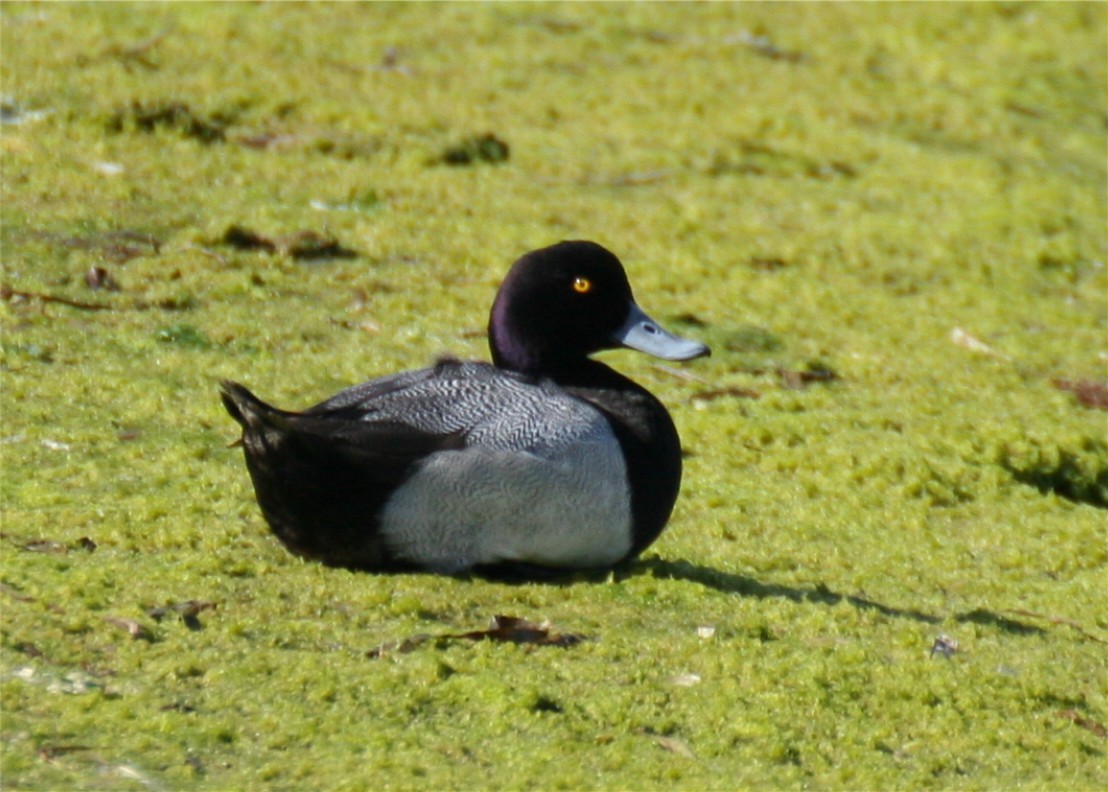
1;284;112;311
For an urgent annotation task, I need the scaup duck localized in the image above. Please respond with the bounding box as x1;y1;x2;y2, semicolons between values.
221;241;709;575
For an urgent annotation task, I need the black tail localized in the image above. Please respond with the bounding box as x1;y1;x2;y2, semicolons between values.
220;380;290;432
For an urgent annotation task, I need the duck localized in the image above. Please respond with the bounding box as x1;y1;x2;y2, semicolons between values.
220;240;709;575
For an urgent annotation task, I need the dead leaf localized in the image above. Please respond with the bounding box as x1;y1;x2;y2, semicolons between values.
281;230;357;261
647;732;695;759
1056;709;1108;739
22;539;69;554
104;616;155;642
1053;379;1108;411
220;225;277;252
455;615;586;647
951;327;1009;359
778;366;839;389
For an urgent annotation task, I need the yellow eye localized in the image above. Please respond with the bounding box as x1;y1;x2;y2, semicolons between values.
573;277;592;294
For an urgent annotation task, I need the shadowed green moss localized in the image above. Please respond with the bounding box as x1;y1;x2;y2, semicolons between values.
2;3;1105;790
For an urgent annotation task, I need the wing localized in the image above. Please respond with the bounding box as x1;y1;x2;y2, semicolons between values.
221;380;465;568
306;360;607;456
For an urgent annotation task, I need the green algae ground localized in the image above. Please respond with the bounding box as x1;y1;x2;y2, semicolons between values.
2;2;1105;789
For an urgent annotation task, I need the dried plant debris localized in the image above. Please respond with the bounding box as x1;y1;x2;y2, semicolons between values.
459;615;586;646
638;728;696;759
2;284;112;312
20;537;96;554
777;365;839;389
147;600;217;630
104;616;155;642
730;363;839;390
368;615;587;658
36;744;95;762
21;539;70;554
85;266;121;291
690;386;761;403
727;30;807;63
748;256;789;271
1054;379;1108;411
437;133;510;166
219;225;357;260
1056;709;1108;739
707;139;855;180
929;634;959;659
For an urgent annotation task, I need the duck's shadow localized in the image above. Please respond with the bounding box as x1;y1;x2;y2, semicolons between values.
471;557;1046;636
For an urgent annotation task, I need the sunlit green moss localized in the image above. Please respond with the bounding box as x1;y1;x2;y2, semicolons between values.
2;3;1105;790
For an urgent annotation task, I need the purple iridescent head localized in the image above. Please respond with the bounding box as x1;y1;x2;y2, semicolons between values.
487;241;709;377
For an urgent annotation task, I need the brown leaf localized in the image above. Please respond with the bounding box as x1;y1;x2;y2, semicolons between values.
1056;709;1108;739
221;225;277;252
281;230;357;261
778;366;839;389
749;256;788;271
236;132;300;150
1053;379;1108;411
455;615;586;647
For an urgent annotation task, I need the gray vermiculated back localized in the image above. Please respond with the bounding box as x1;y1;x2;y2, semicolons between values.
310;361;616;455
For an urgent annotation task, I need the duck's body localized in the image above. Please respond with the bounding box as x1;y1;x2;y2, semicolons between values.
222;241;708;575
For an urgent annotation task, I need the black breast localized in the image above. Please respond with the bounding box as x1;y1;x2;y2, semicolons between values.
564;365;683;560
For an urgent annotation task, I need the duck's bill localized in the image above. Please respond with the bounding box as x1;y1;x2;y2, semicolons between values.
613;302;711;361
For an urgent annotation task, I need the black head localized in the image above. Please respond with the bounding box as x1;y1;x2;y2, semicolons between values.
488;241;708;376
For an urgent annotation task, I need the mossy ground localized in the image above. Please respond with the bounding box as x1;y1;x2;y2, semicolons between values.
2;3;1105;790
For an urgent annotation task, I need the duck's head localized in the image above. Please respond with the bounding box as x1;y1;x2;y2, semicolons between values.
488;241;710;376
